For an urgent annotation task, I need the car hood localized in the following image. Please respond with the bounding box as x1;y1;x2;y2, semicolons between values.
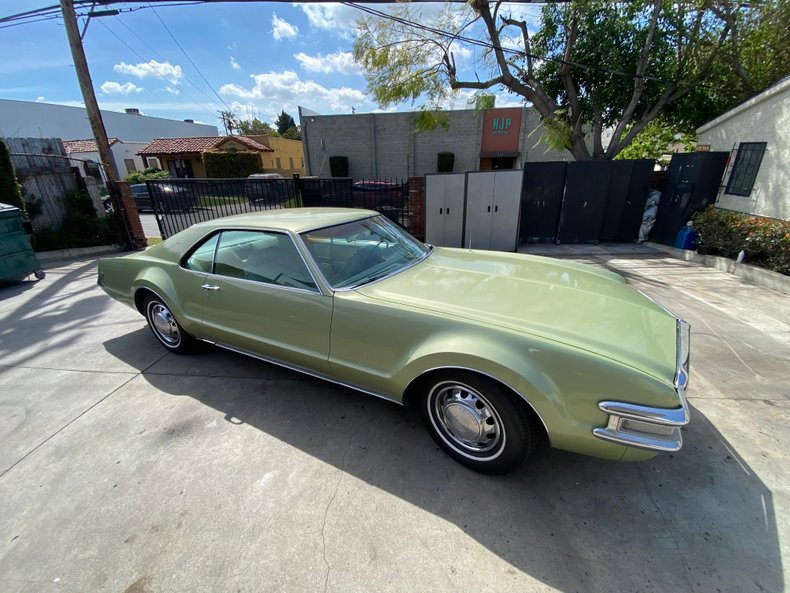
356;247;678;382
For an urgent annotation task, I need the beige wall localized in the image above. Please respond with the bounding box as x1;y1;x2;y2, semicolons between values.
697;78;789;221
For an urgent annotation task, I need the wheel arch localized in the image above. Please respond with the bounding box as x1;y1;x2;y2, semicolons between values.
402;365;551;446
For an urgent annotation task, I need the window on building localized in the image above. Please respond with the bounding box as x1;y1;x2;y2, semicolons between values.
275;157;281;169
725;142;766;197
301;158;304;168
289;157;294;169
124;158;137;173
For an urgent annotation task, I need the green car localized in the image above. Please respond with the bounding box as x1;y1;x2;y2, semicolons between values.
98;208;690;474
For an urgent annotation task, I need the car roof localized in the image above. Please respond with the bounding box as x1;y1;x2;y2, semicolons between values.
191;208;378;233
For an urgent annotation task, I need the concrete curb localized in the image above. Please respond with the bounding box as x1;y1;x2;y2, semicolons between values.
36;244;127;265
645;242;790;295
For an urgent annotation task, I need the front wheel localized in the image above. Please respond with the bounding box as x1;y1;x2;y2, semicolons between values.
418;372;535;474
143;294;195;354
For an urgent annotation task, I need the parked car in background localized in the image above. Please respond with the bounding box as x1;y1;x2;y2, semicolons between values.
97;208;690;474
246;173;294;206
131;183;198;213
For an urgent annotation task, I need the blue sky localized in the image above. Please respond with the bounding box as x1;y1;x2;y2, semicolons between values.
0;2;540;131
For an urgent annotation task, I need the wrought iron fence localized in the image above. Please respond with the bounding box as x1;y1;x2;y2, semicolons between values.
148;177;410;239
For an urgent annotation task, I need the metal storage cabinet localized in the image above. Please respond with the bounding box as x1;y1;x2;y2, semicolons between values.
465;170;522;251
0;202;44;282
425;173;465;247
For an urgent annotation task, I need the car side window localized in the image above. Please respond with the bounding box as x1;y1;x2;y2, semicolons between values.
216;230;319;292
185;233;219;273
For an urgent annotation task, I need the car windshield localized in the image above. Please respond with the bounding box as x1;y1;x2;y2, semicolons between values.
300;215;429;289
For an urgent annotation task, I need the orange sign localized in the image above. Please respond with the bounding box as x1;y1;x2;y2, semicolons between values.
480;108;522;156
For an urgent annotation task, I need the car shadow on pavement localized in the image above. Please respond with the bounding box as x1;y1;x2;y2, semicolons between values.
104;336;784;593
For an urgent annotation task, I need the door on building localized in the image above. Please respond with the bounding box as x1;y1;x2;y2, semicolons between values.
479;157;516;171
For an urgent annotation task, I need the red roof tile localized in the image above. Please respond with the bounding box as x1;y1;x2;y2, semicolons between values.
63;138;118;153
138;135;273;155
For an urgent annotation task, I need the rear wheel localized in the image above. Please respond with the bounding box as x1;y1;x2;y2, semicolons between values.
418;371;535;474
143;294;195;354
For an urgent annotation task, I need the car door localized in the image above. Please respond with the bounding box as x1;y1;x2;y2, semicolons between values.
198;229;333;377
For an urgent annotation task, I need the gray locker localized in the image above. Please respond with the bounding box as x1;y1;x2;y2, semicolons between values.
464;170;522;251
425;173;465;247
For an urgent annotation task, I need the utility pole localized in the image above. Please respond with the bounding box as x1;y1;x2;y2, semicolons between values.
59;0;118;182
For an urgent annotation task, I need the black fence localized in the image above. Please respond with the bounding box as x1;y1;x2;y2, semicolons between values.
147;177;410;239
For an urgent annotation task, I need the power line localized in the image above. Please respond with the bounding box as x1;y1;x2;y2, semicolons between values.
146;2;234;112
112;13;231;113
94;16;221;119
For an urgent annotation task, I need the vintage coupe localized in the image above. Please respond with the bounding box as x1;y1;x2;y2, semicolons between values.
98;208;690;474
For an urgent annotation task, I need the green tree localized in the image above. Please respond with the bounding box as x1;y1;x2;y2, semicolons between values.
275;111;297;135
237;117;279;136
615;118;696;167
0;140;25;214
281;125;302;141
354;0;785;160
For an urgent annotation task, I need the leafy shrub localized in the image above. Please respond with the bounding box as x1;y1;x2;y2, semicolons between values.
124;167;170;184
691;206;790;275
202;151;263;178
0;139;26;214
329;156;349;178
31;190;123;251
437;151;455;173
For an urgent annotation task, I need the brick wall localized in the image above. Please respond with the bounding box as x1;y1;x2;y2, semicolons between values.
408;176;425;240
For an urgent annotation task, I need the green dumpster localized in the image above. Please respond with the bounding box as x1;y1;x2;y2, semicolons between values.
0;202;45;283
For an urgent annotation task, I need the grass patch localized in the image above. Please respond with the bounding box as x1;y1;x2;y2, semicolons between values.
198;196;247;208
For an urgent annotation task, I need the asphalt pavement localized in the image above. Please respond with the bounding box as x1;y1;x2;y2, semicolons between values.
0;246;788;593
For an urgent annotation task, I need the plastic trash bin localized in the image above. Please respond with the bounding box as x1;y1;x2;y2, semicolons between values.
0;202;45;282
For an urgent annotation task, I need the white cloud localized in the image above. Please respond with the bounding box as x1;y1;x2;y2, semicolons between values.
230;56;241;70
100;81;143;95
300;4;360;37
113;60;184;85
272;13;298;40
220;70;370;117
294;51;362;75
163;87;181;95
35;96;46;103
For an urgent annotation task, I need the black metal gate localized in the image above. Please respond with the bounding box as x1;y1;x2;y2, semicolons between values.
148;177;410;239
520;159;657;244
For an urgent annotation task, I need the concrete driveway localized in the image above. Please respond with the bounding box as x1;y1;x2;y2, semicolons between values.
0;247;787;593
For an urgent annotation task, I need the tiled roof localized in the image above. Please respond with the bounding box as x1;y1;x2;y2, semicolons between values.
63;138;118;153
222;136;273;152
137;136;224;155
138;135;273;155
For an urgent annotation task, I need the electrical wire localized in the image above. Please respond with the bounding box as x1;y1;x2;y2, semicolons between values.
94;16;222;119
112;13;232;113
146;2;234;112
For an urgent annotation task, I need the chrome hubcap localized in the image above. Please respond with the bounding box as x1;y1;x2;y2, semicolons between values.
432;383;502;453
150;303;180;346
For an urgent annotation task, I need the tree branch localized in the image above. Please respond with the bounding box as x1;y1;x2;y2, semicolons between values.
605;0;663;158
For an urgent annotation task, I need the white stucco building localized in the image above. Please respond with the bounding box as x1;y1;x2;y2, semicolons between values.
697;77;789;221
0;99;218;142
62;138;159;181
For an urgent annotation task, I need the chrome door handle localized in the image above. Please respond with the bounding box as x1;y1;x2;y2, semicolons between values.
201;284;221;291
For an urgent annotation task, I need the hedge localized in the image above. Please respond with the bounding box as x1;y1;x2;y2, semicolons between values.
691;206;790;276
0;139;26;214
202;150;263;178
